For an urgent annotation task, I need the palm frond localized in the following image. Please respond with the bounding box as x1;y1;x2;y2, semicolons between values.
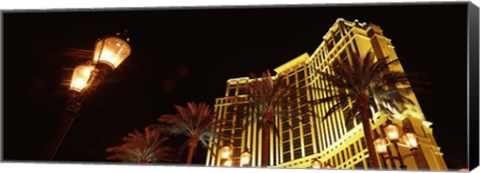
105;126;177;163
157;102;218;162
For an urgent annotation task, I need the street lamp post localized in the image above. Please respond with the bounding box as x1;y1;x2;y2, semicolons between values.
44;31;131;160
374;119;419;170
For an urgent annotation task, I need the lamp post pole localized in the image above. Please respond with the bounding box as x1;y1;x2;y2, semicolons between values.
392;141;407;169
44;90;85;160
44;31;131;160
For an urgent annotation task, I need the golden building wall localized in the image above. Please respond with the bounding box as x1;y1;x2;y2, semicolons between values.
206;18;447;171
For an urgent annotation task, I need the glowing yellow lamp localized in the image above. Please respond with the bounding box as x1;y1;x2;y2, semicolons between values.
223;158;233;167
93;36;131;69
374;137;388;154
70;65;94;92
311;159;321;169
402;132;418;150
383;122;400;142
240;151;251;166
219;146;232;159
324;162;332;169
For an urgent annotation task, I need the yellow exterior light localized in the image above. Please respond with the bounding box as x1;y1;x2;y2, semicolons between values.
70;65;94;92
384;122;400;142
240;151;251;166
311;159;321;168
223;158;233;167
374;137;388;154
219;146;232;159
324;162;332;169
93;36;131;69
402;132;418;150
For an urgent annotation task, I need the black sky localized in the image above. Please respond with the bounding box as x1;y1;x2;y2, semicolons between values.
2;3;469;169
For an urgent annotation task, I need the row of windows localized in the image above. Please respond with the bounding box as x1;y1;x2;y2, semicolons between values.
313;137;367;169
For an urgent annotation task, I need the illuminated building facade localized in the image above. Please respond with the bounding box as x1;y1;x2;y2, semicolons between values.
205;19;448;170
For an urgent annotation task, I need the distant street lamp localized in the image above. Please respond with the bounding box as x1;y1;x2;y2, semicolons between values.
44;31;131;160
219;146;233;159
323;162;332;169
374;119;419;170
223;157;233;167
311;158;322;169
310;158;332;169
240;149;251;166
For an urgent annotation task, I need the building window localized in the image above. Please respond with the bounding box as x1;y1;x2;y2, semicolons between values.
294;149;302;159
327;40;335;51
334;30;342;43
305;145;314;156
228;88;236;96
338;152;344;164
344;108;355;131
237;87;246;95
298;71;305;80
293;138;301;148
304;135;312;145
291;118;300;127
282;131;290;139
350;144;356;156
283;152;291;162
293;128;300;137
303;124;311;133
234;129;242;135
360;137;366;151
283;142;290;151
233;137;242;145
340;50;347;60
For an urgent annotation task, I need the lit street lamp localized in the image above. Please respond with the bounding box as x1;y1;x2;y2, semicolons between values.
402;132;419;153
374;137;388;155
374;119;419;170
311;158;322;169
323;162;332;169
223;157;233;167
219;146;232;160
384;121;400;143
240;149;251;166
310;158;332;169
44;31;131;160
218;145;233;167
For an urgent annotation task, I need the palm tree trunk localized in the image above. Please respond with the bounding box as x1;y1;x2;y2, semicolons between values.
261;111;272;167
186;140;197;165
359;97;379;168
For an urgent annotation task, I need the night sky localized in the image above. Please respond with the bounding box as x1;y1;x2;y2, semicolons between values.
2;3;469;169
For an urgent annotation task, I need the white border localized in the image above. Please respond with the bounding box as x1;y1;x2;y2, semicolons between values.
0;0;477;10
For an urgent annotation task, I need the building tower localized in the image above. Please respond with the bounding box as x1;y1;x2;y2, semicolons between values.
205;19;448;170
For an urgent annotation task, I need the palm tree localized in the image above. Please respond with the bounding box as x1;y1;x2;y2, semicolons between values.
105;126;178;163
158;102;219;165
314;50;411;168
247;70;294;166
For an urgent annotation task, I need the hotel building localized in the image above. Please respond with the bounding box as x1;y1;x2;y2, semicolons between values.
205;19;447;170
